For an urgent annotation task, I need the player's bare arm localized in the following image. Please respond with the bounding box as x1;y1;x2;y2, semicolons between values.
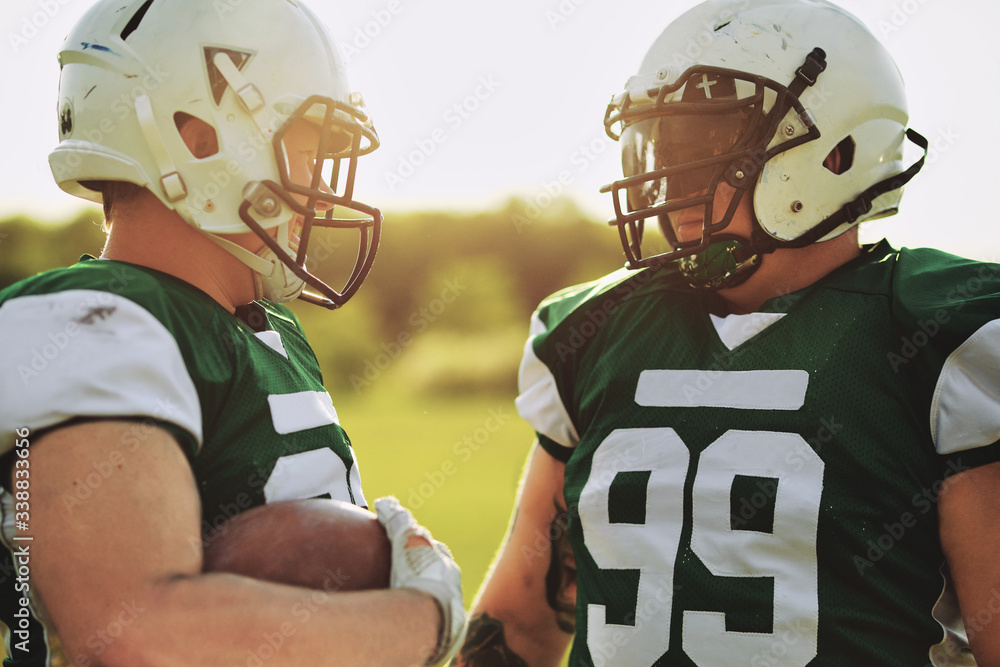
544;497;576;635
454;443;574;667
456;497;575;667
25;420;442;667
939;460;1000;665
455;614;529;667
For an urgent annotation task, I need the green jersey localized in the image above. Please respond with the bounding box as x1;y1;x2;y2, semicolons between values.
516;241;1000;666
0;257;366;666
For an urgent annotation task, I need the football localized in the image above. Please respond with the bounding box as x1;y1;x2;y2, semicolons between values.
202;498;392;592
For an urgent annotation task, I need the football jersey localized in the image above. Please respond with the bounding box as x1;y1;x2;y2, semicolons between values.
0;257;367;666
516;240;1000;666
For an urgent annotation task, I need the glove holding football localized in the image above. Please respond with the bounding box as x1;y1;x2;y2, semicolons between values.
374;496;466;666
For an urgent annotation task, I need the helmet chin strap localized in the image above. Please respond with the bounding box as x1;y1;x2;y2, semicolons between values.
732;128;929;265
205;232;306;303
703;127;929;287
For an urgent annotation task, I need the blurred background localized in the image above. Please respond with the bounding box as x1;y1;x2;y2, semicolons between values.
3;0;1000;259
2;0;999;662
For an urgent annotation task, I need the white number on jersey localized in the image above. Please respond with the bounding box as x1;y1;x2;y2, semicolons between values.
264;447;367;507
579;371;824;666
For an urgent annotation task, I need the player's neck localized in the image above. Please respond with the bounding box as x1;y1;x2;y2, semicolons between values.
101;200;255;314
717;229;862;315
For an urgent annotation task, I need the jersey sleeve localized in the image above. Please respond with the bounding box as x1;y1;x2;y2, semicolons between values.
515;311;580;453
891;249;1000;468
516;268;660;457
0;290;203;455
931;318;1000;455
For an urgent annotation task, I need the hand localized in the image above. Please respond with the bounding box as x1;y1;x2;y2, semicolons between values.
374;496;467;665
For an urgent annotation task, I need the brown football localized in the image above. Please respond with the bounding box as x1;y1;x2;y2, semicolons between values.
202;498;391;592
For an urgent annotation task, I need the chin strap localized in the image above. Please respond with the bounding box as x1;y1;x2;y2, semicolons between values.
788;47;828;98
734;128;929;263
207;228;307;303
205;233;277;277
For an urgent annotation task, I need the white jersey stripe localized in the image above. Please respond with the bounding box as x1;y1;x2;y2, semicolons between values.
636;369;809;410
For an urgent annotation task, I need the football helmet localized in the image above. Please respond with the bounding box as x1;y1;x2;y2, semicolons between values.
49;0;381;308
602;0;927;289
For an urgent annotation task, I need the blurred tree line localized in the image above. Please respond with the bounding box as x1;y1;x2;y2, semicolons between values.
0;199;623;397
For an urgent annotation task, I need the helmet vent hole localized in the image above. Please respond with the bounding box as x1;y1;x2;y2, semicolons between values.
120;0;156;41
175;113;219;159
824;136;855;175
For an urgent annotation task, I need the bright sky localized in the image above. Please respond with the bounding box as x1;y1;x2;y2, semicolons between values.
1;0;997;261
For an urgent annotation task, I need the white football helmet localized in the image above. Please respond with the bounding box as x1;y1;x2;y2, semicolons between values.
49;0;381;308
602;0;927;289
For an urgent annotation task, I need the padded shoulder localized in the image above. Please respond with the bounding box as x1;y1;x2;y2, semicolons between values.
0;261;209;455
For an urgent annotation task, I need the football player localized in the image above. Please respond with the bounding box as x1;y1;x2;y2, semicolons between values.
0;0;464;665
455;1;1000;665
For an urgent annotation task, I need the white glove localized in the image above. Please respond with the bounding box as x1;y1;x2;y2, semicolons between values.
374;496;466;666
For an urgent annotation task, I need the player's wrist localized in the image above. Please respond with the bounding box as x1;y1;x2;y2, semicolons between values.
392;588;447;666
425;596;448;666
415;584;465;665
374;497;467;666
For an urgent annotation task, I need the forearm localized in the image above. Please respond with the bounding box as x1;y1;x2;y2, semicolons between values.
455;611;567;667
454;444;573;667
456;559;572;667
25;421;441;667
71;572;439;667
938;460;1000;666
